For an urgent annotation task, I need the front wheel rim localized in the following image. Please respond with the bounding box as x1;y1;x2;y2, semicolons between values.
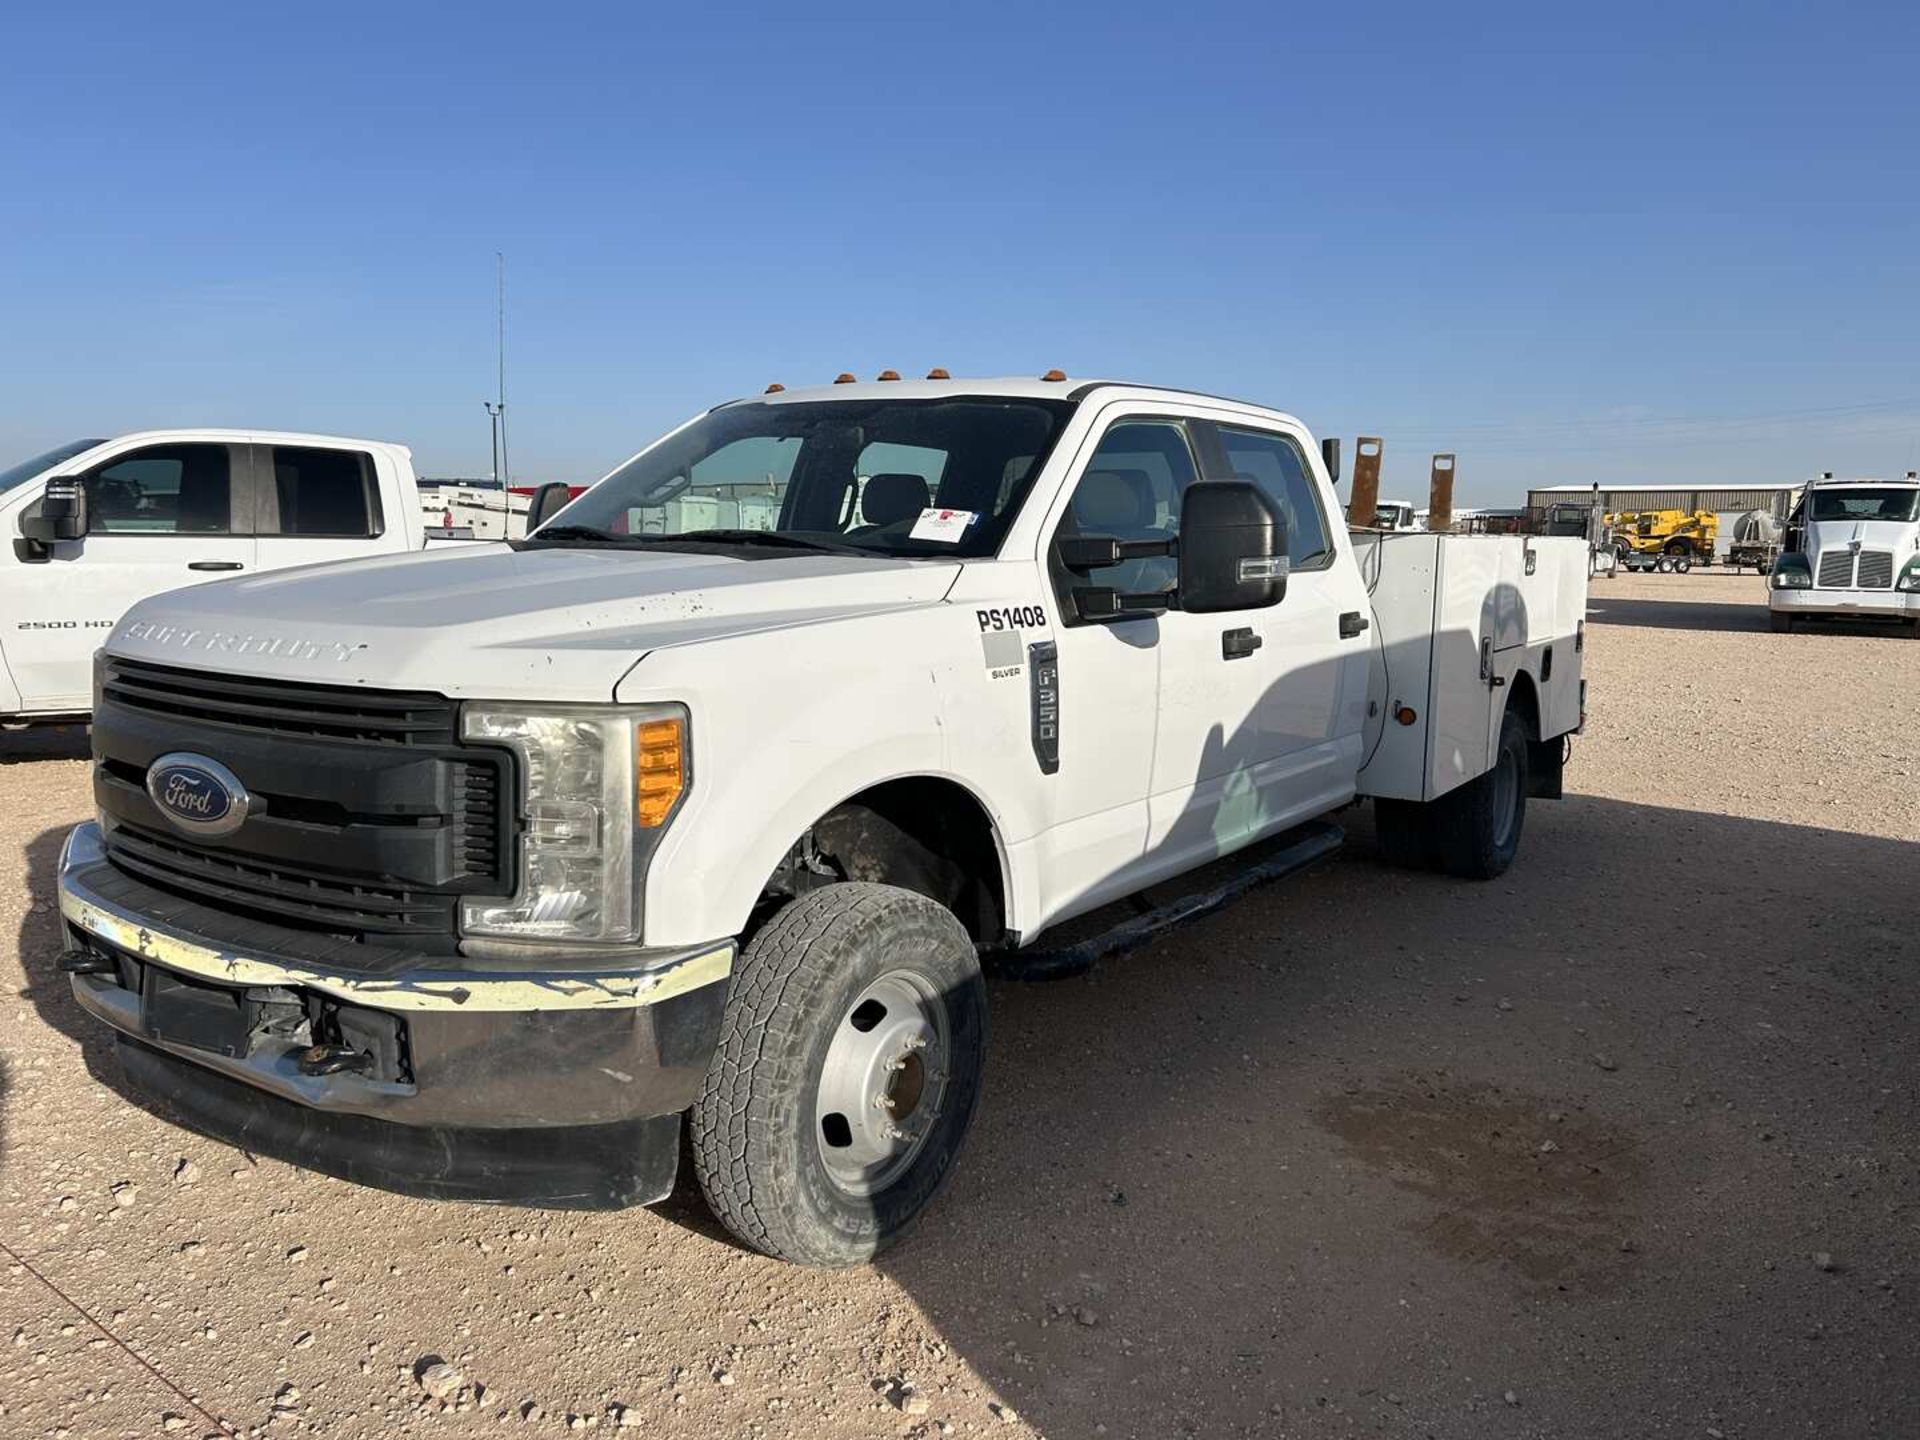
814;969;952;1197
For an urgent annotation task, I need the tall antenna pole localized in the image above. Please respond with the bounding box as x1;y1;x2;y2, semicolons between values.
496;253;509;487
482;255;508;487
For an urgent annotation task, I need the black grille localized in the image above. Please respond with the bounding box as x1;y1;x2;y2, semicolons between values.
451;760;503;881
101;657;458;746
106;822;455;937
92;659;515;947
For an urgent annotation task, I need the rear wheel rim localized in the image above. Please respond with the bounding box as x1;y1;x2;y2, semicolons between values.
1491;745;1521;850
814;969;952;1197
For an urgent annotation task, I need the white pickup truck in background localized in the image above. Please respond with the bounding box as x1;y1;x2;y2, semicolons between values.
54;375;1589;1266
418;482;590;542
1;430;515;722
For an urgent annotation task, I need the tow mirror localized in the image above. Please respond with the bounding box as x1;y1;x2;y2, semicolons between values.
1178;480;1287;613
19;477;88;544
525;482;572;533
1321;437;1341;484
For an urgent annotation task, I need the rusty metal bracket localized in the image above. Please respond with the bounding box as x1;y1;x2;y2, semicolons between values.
1346;436;1384;528
1429;453;1456;533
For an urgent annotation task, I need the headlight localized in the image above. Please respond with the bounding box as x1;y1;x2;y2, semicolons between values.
1772;554;1812;589
460;704;688;944
1898;559;1920;593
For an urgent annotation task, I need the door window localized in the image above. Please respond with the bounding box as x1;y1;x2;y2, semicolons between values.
265;447;383;537
1213;425;1334;569
84;445;232;535
1053;419;1197;610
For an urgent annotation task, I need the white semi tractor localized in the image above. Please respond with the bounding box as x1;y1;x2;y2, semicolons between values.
1769;473;1920;634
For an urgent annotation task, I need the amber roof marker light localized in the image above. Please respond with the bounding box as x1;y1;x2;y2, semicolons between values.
833;372;857;384
925;368;951;380
876;369;901;381
1041;368;1068;382
764;383;785;393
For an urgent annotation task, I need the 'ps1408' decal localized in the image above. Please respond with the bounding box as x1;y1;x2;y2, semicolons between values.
976;605;1049;680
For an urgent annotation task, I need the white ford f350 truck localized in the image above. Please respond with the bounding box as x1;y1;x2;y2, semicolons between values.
1;430;507;723
1768;473;1920;633
56;376;1588;1265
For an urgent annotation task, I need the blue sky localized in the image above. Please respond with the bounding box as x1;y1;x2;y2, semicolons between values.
3;2;1916;503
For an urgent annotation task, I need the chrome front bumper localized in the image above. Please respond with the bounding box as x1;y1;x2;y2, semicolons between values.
1769;588;1920;619
56;821;734;1130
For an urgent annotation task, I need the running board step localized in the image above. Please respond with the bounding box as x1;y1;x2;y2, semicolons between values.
991;820;1345;982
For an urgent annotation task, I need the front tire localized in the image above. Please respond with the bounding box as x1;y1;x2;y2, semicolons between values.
690;883;988;1267
1770;611;1794;634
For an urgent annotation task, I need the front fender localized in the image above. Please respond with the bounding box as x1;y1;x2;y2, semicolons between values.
617;605;1030;947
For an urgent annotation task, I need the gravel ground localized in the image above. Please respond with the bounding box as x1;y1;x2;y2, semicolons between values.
1;570;1915;1440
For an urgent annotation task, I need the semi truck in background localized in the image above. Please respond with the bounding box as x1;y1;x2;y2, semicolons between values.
0;430;508;724
53;372;1591;1267
1768;473;1920;633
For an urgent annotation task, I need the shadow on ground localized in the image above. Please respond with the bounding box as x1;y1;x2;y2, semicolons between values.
1590;587;1918;639
16;799;1919;1437
1587;591;1772;632
872;796;1919;1438
0;726;89;764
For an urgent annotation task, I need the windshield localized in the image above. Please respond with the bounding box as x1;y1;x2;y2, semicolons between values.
540;397;1077;559
1809;488;1920;524
0;439;107;497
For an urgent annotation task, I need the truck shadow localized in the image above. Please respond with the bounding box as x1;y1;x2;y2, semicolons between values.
12;829;137;1124
0;726;90;764
1586;592;1773;632
870;796;1919;1439
15;806;1918;1436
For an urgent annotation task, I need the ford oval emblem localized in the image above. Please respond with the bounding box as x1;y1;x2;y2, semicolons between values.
145;752;252;839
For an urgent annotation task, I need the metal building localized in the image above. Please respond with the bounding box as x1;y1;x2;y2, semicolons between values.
1524;482;1803;515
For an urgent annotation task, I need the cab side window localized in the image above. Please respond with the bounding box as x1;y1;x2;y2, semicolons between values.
265;447;382;538
1214;425;1334;569
1053;419;1198;608
84;445;232;535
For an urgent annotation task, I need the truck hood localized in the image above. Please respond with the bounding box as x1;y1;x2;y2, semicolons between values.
1805;518;1918;552
107;543;962;700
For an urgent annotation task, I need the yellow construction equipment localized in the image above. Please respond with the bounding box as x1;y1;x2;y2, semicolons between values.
1604;509;1717;569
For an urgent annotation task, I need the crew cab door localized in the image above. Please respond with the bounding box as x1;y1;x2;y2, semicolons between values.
1039;409;1349;900
245;442;405;568
1027;420;1169;922
1193;418;1370;827
1136;413;1364;875
6;441;254;712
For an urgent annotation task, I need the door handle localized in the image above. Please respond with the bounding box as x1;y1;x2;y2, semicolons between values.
188;561;245;572
1221;627;1263;660
1339;610;1369;639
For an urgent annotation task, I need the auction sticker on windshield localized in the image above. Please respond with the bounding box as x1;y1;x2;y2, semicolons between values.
909;507;976;543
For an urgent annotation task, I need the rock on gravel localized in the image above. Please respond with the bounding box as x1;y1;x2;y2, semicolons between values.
415;1359;464;1401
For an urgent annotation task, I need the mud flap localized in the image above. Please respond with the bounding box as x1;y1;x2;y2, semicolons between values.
1528;735;1566;799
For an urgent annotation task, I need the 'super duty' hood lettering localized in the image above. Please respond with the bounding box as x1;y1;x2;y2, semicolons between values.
122;621;364;664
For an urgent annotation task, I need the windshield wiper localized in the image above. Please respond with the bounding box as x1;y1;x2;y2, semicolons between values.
524;524;635;544
672;529;871;556
520;525;874;558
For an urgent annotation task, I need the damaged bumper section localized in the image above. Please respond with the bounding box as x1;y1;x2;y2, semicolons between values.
57;822;733;1209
